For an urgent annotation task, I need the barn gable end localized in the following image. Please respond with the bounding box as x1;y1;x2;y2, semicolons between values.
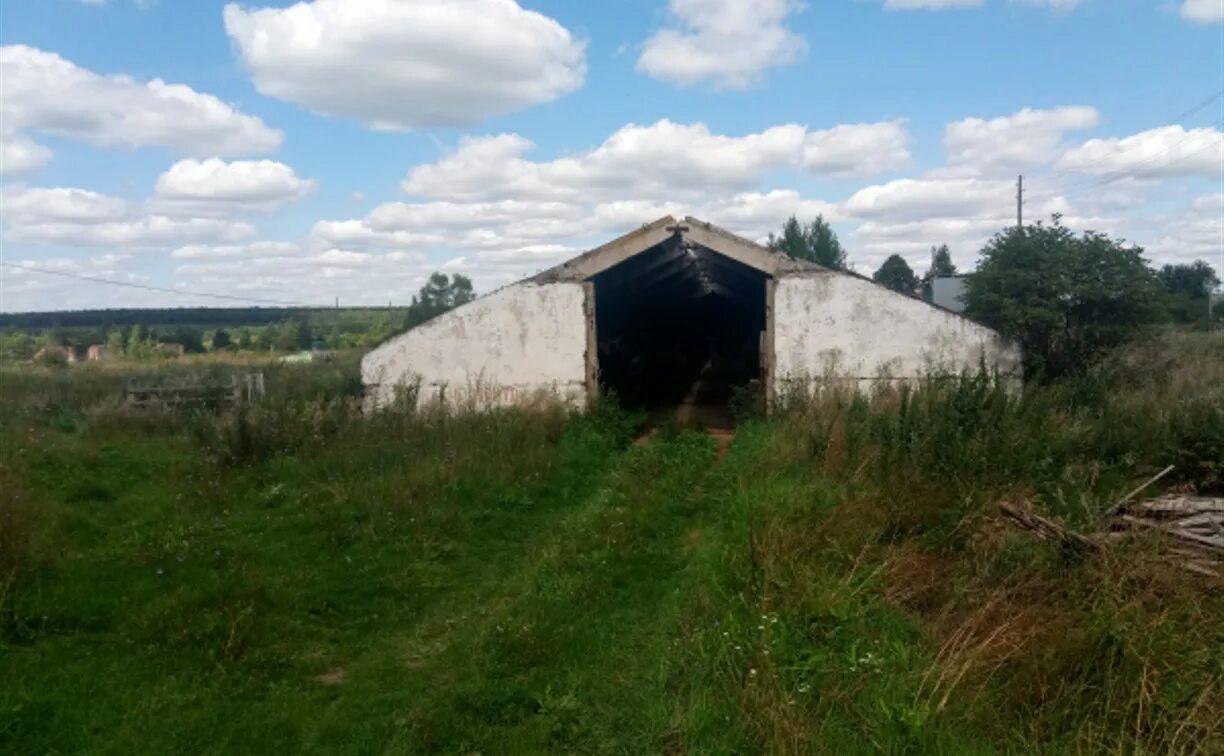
362;216;1021;411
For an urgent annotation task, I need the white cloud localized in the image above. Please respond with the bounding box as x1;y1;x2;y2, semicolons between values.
882;0;1080;9
883;0;982;9
9;216;254;248
309;219;447;252
2;185;253;247
1181;0;1224;23
1058;125;1224;178
0;45;281;172
402;119;909;203
844;177;1019;221
3;187;129;224
152;158;317;215
1142;193;1224;265
944;106;1099;174
1;132;53;175
1012;0;1080;9
170;241;300;260
802;121;911;178
223;0;586;130
637;0;807;88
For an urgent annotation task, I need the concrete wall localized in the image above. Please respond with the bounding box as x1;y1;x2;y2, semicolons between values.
362;281;589;409
772;274;1021;394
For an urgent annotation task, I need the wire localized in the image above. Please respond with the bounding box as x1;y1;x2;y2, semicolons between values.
1169;89;1224;125
1045;89;1223;185
1061;126;1222;194
1;261;313;307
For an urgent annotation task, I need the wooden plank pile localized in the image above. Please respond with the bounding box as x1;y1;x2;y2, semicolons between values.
999;463;1224;576
1110;495;1224;577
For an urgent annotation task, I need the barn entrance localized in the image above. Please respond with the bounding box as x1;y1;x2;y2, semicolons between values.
591;236;768;425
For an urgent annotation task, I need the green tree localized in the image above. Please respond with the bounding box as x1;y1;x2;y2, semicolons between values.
920;244;958;299
406;273;477;327
1158;261;1219;299
211;328;232;350
964;218;1165;380
106;329;125;357
767;215;848;269
127;324;153;360
1158;261;1221;326
872;254;919;295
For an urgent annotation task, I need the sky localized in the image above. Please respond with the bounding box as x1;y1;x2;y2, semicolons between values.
1;0;1221;312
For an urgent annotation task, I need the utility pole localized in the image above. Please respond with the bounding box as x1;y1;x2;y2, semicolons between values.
1016;175;1024;230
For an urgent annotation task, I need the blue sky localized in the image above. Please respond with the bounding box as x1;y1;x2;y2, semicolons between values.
1;0;1221;311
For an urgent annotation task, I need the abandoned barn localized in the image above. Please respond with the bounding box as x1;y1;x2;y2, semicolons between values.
362;216;1021;411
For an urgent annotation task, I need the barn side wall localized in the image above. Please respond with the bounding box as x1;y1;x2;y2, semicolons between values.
772;274;1021;395
362;282;589;409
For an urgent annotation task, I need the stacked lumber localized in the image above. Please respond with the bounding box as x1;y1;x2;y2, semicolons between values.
1111;495;1224;576
999;491;1224;578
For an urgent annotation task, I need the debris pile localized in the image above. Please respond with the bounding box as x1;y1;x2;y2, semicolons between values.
999;465;1224;577
1110;494;1224;577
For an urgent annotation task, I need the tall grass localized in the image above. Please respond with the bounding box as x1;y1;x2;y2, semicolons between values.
729;331;1224;752
1;333;1220;753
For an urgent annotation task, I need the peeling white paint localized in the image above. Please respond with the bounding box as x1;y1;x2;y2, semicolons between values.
773;275;1022;392
362;217;1022;411
362;282;588;409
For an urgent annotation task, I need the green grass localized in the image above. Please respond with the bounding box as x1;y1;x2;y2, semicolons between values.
1;332;1222;754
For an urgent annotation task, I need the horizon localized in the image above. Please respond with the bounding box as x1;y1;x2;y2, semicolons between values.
1;0;1222;313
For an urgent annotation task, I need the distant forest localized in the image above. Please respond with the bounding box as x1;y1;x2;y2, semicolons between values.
0;273;476;361
0;306;405;330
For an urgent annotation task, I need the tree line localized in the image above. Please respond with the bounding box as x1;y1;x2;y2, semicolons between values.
1;273;475;362
769;213;1222;380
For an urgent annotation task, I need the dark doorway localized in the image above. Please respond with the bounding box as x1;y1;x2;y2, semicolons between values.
592;237;768;422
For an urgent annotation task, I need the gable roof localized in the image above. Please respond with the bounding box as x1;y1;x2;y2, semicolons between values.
533;215;826;283
531;215;999;330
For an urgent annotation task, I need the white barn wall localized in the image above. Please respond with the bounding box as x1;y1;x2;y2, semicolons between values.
362;282;588;409
772;275;1021;393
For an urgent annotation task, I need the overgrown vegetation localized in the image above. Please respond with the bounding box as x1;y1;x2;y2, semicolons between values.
1;331;1220;753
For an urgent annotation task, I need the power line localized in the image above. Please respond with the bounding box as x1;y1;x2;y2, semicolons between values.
1062;128;1222;194
1046;89;1223;184
1169;89;1224;125
1;261;313;307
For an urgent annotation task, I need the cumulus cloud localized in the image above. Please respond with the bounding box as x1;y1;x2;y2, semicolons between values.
1181;0;1224;23
0;132;53;175
2;185;253;247
883;0;1080;9
223;0;586;130
170;241;301;260
637;0;807;88
152;158;317;215
842;175;1077;268
1057;125;1224;178
802;121;911;178
1012;0;1080;9
1141;193;1224;265
882;0;982;9
0;45;281;173
944;106;1099;174
402;119;910;203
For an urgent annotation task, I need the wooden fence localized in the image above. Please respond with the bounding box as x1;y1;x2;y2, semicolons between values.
124;372;265;407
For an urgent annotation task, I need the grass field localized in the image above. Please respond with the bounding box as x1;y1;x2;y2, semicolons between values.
2;335;1222;754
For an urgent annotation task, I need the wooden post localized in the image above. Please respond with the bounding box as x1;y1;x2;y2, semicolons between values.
582;280;599;409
